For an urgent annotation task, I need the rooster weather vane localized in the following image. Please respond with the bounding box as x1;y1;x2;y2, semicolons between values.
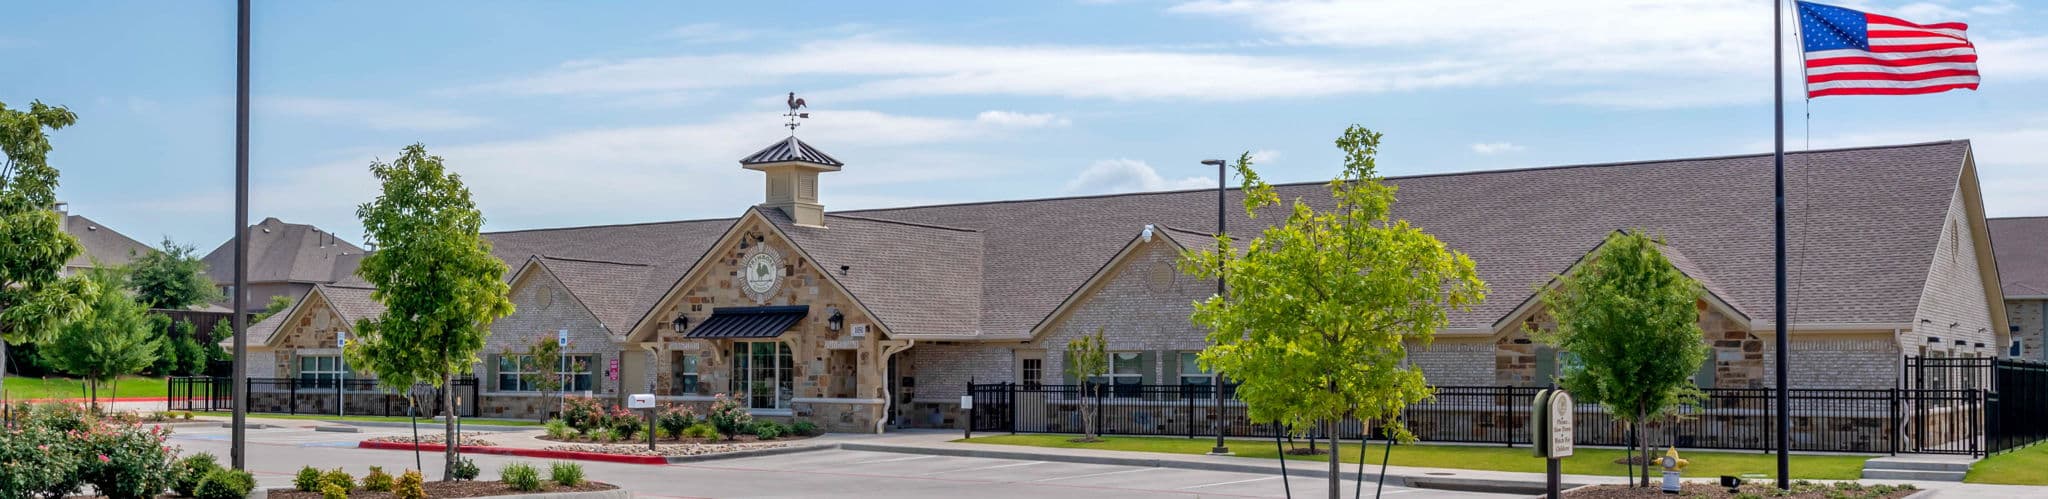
784;92;809;134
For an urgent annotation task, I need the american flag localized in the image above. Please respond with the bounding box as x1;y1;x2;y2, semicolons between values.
1796;1;1979;98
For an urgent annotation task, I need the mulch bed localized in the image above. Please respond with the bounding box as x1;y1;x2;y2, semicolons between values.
1564;482;1917;498
267;480;616;499
538;433;814;445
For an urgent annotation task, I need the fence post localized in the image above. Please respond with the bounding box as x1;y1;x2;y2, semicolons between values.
1889;387;1900;455
1007;382;1017;435
1095;381;1105;436
964;380;973;440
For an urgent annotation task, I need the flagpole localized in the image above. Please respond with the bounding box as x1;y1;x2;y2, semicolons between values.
1773;0;1791;491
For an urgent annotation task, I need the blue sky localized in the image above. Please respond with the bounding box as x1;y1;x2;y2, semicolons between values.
5;0;2044;247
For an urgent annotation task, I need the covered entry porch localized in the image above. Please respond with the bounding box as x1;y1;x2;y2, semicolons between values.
653;304;909;433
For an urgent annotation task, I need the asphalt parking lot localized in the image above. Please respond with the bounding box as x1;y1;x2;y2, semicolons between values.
166;424;1518;498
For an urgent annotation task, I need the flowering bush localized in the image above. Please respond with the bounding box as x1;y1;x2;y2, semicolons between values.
0;423;84;499
707;394;753;439
656;404;695;438
79;422;179;499
0;403;179;499
561;396;604;435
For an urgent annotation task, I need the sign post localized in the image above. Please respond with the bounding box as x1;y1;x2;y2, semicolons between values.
337;332;348;418
628;394;656;451
1532;389;1574;499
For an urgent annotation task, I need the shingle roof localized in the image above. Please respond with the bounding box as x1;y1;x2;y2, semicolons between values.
740;136;843;167
244;283;382;346
62;213;153;269
529;255;656;334
474;140;1972;340
1990;217;2048;297
202;217;367;285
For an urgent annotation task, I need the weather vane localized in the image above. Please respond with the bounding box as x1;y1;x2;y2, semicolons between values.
784;92;809;134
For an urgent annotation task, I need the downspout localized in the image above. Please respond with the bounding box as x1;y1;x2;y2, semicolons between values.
876;340;915;434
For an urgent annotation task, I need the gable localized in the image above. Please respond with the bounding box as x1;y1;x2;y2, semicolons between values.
265;289;352;349
627;210;885;342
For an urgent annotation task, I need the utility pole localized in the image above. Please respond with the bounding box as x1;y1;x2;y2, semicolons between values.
231;0;252;471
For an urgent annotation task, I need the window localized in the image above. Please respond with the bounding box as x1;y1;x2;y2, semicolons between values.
1177;352;1214;385
2014;340;2025;358
731;341;793;410
1108;352;1145;385
298;355;345;388
1021;358;1043;389
673;353;700;395
497;355;595;392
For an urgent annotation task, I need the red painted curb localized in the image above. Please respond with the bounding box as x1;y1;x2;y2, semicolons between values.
356;440;668;465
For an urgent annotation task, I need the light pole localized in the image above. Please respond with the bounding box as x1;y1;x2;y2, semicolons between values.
1201;159;1230;456
230;0;251;471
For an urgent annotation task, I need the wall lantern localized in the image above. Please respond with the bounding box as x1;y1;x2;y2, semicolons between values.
672;314;690;334
827;308;845;331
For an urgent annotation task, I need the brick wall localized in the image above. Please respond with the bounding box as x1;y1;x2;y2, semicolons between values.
1763;336;1900;389
1913;186;1998;356
480;266;626;398
1407;341;1493;385
2008;299;2046;361
1034;237;1213;386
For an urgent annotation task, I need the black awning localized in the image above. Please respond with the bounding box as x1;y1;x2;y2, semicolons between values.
684;306;809;339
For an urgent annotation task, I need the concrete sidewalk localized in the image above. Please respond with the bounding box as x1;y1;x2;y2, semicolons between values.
848;430;2040;498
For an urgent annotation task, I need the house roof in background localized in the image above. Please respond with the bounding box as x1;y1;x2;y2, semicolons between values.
61;212;153;269
202;217;367;285
1990;217;2048;297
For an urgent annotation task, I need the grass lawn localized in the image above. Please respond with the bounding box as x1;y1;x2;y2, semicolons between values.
3;375;169;400
191;411;544;427
1964;443;2048;485
960;434;1872;480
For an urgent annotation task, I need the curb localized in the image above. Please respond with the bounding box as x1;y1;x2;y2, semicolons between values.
337;419;539;433
357;441;668;465
839;442;1586;495
260;486;628;499
663;443;833;463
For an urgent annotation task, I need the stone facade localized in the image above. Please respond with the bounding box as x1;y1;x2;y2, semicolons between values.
475;263;631;419
633;215;892;432
261;292;353;380
1487;301;1763;388
2008;299;2046;361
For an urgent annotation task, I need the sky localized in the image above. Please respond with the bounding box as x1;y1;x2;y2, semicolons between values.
5;0;2045;248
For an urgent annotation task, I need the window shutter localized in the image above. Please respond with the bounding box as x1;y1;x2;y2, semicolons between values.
592;353;606;394
1533;346;1556;387
1160;350;1180;384
1061;350;1076;385
1137;351;1156;385
485;354;499;391
1695;358;1717;388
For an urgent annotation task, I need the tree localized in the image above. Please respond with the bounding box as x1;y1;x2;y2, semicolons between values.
150;319;206;376
254;295;293;323
1062;328;1109;442
127;238;221;310
501;333;567;422
0;100;98;397
37;268;158;410
344;144;513;481
1531;230;1708;488
1183;126;1486;499
205;319;234;373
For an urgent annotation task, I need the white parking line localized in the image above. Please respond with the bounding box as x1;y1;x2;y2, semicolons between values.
857;455;941;465
1176;475;1280;490
917;460;1045;476
1030;467;1160;482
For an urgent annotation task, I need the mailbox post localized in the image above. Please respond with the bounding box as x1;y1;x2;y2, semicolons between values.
628;394;657;451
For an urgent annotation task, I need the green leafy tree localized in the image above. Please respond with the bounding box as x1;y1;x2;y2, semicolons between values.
37;268;159;409
150;319;206;376
205;319;234;370
501;333;567;422
1531;230;1708;488
1061;328;1109;442
126;238;221;310
344;144;513;481
254;295;293;323
1183;126;1486;498
0;100;98;396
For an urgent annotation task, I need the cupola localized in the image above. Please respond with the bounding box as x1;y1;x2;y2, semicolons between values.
740;134;841;228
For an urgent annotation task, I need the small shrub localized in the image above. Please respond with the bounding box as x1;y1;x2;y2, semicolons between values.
501;463;543;492
393;470;426;499
791;420;819;436
180;411;195;420
754;421;784;440
321;468;355;491
362;466;394;492
294;466;324;492
657;405;694;438
613;416;644;440
682;422;721;440
194;468;255;499
451;456;481;481
706;394;752;439
549;461;584;487
320;482;349;499
544;418;571;439
171;453;224;497
562;396;604;435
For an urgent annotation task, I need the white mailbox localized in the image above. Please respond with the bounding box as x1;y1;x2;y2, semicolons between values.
627;394;656;409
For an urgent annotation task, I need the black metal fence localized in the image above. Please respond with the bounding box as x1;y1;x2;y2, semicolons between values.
168;376;479;418
970;363;2046;457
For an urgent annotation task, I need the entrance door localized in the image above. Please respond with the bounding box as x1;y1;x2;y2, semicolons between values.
617;350;647;401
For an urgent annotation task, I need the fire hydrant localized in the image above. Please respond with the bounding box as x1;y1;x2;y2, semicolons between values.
1659;446;1690;494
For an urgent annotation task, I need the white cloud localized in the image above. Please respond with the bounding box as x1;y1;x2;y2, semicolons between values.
1249;149;1282;164
262;97;488;131
1470;142;1524;155
464;38;1454;102
1063;159;1215;195
975;111;1071;128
